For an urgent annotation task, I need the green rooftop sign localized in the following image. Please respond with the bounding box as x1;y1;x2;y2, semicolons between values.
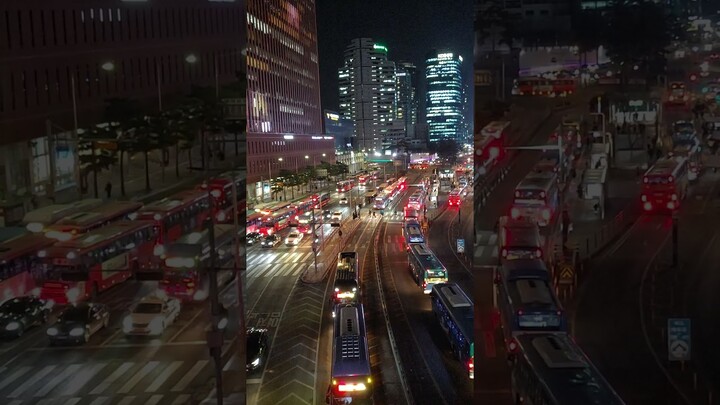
373;44;388;52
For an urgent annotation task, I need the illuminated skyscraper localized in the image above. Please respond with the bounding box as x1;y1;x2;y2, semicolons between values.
246;0;334;199
425;51;464;143
338;38;399;153
396;62;418;136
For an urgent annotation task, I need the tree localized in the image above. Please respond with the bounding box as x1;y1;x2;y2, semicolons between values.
128;115;161;192
435;140;461;164
104;98;143;197
78;126;117;198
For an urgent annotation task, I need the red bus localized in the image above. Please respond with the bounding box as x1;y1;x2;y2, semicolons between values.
641;156;689;213
397;176;407;191
312;193;331;208
131;189;210;252
44;201;143;242
0;232;56;301
337;180;355;193
38;221;158;305
201;172;242;223
403;206;419;222
258;207;297;235
448;189;462;207
160;224;235;302
247;212;264;234
476;121;509;170
358;175;368;190
511;77;577;97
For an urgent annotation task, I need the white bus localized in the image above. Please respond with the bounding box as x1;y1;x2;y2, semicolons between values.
510;172;559;227
407;190;425;210
408;244;448;294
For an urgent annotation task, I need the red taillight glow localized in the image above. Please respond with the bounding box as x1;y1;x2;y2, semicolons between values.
467;359;474;370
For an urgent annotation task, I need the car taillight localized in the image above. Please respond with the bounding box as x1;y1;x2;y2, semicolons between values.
467;359;474;371
511;208;520;219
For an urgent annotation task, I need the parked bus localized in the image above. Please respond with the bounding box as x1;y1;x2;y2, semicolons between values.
44;201;143;241
497;216;544;264
430;283;474;379
511;77;577;97
448;188;463;207
641;156;689;213
202;173;242;223
328;303;373;405
331;252;360;310
402;220;425;250
408;244;449;294
23;199;104;233
336;180;355;193
132;189;210;250
497;259;566;357
512;333;625;404
510;172;559;227
159;225;236;301
0;233;56;301
39;221;158;305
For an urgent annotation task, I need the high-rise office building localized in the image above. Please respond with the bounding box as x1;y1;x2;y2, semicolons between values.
338;38;398;153
425;51;464;143
0;0;245;217
396;62;418;138
247;0;334;201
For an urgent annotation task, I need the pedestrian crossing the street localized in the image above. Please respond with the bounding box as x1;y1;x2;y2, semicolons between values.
246;251;315;279
0;358;214;404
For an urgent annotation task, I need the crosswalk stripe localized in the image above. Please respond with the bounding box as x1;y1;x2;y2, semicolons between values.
264;255;275;264
292;263;304;276
171;394;192;405
475;246;486;257
62;399;82;405
89;397;109;405
491;247;498;258
146;361;183;392
9;365;56;398
117;396;136;405
7;400;22;405
60;362;107;396
145;394;165;405
488;234;497;245
90;362;134;395
254;265;272;278
34;399;55;405
35;363;82;397
117;361;160;394
301;252;312;261
282;263;299;277
171;360;208;392
0;366;31;391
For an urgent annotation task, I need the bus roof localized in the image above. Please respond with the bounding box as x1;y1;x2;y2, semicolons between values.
516;333;625;405
0;233;55;262
645;157;685;177
51;220;155;251
166;225;235;258
332;304;371;378
481;121;510;138
140;190;207;214
431;283;473;341
22;198;104;225
54;201;143;227
409;244;445;269
516;172;557;191
501;259;549;281
506;278;559;311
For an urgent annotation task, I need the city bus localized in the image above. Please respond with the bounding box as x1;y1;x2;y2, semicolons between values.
312;193;331;208
336;180;355;193
202;173;242;223
38;221;158;305
132;189;210;249
403;206;419;223
44;201;143;241
511;77;577;97
476;121;509;171
510;172;559;227
22;199;104;233
430;283;474;379
397;176;407;190
0;232;56;301
671;136;702;181
408;244;449;294
328;303;373;404
258;207;297;235
641;156;689;213
402;220;425;250
407;190;425;210
497;259;566;357
331;252;360;311
159;224;236;301
358;175;368;190
497;216;544;264
373;188;393;210
448;188;463;207
246;212;264;234
512;333;625;404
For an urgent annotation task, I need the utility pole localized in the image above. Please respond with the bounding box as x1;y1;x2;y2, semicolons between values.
672;214;679;267
205;191;224;405
312;205;319;273
231;177;245;376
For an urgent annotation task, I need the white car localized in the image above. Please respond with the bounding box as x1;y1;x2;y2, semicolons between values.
339;197;348;205
285;231;304;246
331;211;343;224
123;294;181;336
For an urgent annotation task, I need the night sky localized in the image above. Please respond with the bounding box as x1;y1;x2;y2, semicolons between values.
315;0;474;122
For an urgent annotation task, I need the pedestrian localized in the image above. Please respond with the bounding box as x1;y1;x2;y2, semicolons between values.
105;181;112;198
339;230;343;238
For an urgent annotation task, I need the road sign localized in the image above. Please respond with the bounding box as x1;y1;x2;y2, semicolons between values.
668;318;691;361
457;239;465;254
558;264;574;285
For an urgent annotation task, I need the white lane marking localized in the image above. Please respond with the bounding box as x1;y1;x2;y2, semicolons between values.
89;362;134;395
488;233;497;246
35;363;82;396
145;394;165;405
89;397;110;405
171;394;192;405
171;359;209;392
8;365;57;398
117;361;160;393
0;366;31;391
62;398;82;405
117;396;136;405
146;360;183;392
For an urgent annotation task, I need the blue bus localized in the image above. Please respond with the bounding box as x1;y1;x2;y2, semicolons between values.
402;219;425;250
512;333;625;405
408;244;448;294
497;259;567;356
430;283;474;379
328;303;373;404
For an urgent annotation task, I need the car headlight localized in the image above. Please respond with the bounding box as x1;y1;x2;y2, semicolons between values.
149;317;164;333
47;327;58;336
251;357;260;367
5;321;20;331
69;327;84;337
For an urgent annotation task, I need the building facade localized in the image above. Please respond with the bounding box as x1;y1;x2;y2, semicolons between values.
0;0;246;215
395;62;418;137
324;110;354;151
246;0;334;202
425;51;464;143
338;38;398;154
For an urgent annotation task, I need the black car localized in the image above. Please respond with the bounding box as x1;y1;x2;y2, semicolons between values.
0;296;50;338
47;302;110;344
246;232;263;246
247;328;269;372
260;234;281;248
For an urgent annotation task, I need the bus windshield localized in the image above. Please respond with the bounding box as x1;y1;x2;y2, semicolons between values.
644;175;673;186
